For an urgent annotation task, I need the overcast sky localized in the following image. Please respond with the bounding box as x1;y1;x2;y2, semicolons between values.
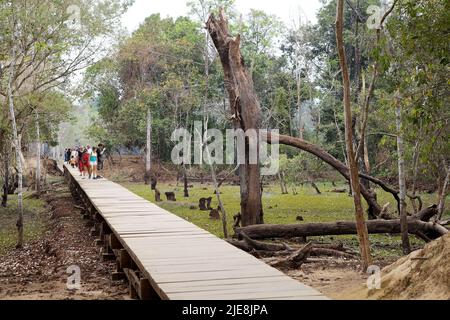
122;0;322;33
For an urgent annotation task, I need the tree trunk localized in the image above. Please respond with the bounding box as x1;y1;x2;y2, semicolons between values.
437;163;449;220
7;39;24;248
207;10;263;226
278;171;288;194
395;102;411;254
411;140;420;213
145;109;152;185
414;205;439;222
210;163;228;239
311;181;321;195
336;0;371;270
296;57;303;140
183;163;189;198
235;218;448;241
35;110;41;195
2;143;9;208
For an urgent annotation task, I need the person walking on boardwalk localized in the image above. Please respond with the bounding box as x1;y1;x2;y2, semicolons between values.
90;147;99;179
97;143;106;170
86;145;92;156
70;148;78;168
81;147;91;178
78;146;84;175
64;148;70;164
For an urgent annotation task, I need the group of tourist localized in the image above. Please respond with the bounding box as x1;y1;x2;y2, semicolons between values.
64;144;106;180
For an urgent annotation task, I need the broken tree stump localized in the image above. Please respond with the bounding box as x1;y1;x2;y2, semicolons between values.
155;189;162;202
209;207;221;220
165;192;176;202
199;198;207;210
199;197;212;211
151;177;157;191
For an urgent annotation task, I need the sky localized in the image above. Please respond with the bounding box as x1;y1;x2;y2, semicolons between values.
121;0;322;33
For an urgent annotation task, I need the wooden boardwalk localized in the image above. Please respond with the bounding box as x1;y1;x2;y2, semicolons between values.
64;164;327;300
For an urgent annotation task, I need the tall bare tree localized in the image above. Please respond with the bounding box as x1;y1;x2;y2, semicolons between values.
335;0;371;271
7;21;24;248
207;9;264;226
145;108;152;184
395;94;411;254
35;109;41;195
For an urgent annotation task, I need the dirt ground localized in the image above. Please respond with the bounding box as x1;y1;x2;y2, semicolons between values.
339;233;450;300
0;177;129;300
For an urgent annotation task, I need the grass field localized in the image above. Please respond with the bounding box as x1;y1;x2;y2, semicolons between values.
0;193;47;255
122;181;447;258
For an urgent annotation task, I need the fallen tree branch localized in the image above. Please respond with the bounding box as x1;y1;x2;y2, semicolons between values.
269;242;313;269
264;132;382;218
310;247;355;258
263;132;425;220
238;231;292;251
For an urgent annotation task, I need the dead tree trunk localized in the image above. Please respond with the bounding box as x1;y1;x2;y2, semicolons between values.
207;10;263;226
210;164;228;238
336;0;371;270
183;163;189;198
410;140;420;213
145;109;152;185
35;110;41;195
395;100;411;254
151;176;157;191
278;171;288;194
437;162;449;221
311;181;321;195
155;189;162;202
7;37;24;248
235;218;448;241
2;141;9;207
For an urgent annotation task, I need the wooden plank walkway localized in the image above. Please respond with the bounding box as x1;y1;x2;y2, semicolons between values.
64;164;328;300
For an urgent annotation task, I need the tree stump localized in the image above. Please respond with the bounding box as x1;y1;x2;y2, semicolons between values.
155;189;162;202
151;177;157;190
233;213;242;228
199;197;212;211
209;207;221;220
165;192;176;202
199;198;207;210
206;197;212;210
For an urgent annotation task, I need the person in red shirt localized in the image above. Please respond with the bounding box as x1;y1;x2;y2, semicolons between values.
81;148;91;178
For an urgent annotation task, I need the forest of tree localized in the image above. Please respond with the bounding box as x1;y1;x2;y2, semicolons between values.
82;0;448;193
0;0;449;273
